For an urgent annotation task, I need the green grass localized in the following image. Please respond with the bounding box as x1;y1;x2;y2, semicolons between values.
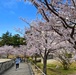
36;62;76;75
47;67;76;75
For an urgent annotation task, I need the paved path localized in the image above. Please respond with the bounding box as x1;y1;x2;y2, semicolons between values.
1;62;31;75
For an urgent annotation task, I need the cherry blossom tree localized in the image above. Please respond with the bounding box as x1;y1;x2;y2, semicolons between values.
0;45;15;58
25;0;76;48
18;45;26;57
54;40;75;70
0;45;27;59
0;46;6;58
12;45;26;58
3;45;14;58
23;0;76;74
25;20;74;74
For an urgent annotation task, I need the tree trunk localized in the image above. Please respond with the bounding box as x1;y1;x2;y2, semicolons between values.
43;56;47;75
35;55;37;64
63;61;70;70
7;54;9;58
63;64;69;70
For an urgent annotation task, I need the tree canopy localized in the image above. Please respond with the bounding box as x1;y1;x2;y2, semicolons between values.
0;31;26;47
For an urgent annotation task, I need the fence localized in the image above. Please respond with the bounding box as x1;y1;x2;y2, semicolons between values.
28;61;46;75
33;63;46;75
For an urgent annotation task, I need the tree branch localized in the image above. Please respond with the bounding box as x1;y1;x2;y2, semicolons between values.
72;0;76;8
41;9;49;22
44;0;75;29
70;25;75;39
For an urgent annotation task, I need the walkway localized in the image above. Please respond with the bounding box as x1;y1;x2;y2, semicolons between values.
1;62;32;75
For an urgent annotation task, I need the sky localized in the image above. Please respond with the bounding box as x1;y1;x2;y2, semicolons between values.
0;0;38;37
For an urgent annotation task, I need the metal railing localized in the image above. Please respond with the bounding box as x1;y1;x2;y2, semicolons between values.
32;63;46;75
28;61;46;75
28;63;35;75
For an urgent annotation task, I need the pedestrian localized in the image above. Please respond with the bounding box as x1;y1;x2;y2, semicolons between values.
15;56;20;70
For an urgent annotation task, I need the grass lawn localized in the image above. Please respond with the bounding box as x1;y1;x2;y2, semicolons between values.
36;61;76;75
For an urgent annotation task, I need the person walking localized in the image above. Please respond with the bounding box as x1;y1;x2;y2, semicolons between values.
15;56;20;70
